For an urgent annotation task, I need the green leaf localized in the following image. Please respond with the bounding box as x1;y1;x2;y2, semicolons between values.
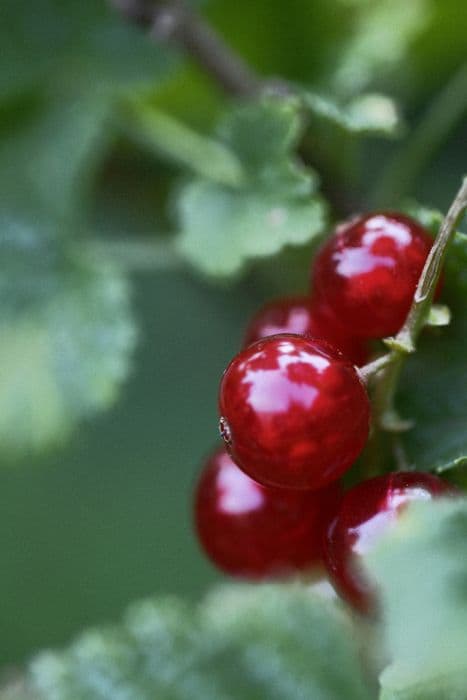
301;91;401;137
176;98;327;278
365;499;467;699
0;0;175;457
11;584;371;700
0;216;136;458
200;585;372;700
0;97;137;459
177;181;325;278
426;304;451;328
217;97;303;170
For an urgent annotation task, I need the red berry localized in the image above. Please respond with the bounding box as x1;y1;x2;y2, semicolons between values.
244;295;369;366
195;446;342;578
219;334;370;490
324;472;453;613
312;213;437;338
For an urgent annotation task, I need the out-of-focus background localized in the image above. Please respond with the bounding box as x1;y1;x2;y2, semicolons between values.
0;0;466;668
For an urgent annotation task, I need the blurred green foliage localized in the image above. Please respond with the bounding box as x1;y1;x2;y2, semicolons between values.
8;499;467;700
22;586;372;700
368;499;467;698
0;0;466;683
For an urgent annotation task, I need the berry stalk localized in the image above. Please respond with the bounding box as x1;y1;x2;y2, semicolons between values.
362;177;467;436
395;176;467;351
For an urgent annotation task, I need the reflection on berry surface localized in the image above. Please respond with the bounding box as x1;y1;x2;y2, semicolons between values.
219;334;370;490
312;213;436;338
324;472;453;613
195;447;342;578
244;295;369;366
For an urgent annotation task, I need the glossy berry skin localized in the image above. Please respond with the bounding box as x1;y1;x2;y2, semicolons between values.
219;334;370;491
195;447;342;578
324;472;453;613
243;295;369;366
312;213;437;338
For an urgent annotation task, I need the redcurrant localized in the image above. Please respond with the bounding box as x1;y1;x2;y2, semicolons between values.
195;446;342;578
219;334;370;490
312;213;437;338
324;472;453;613
243;295;369;366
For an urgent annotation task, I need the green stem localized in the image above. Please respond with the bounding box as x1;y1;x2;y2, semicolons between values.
361;177;467;442
359;358;406;478
395;176;467;352
371;357;409;432
121;99;244;186
358;353;395;383
372;63;467;206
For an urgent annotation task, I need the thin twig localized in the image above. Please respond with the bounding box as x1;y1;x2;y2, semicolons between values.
109;0;360;216
109;0;261;96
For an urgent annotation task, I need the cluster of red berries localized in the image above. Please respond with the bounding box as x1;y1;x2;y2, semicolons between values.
194;212;452;614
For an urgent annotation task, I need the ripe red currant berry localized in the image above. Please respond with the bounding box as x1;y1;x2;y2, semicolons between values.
195;446;342;578
312;213;438;338
219;334;370;490
243;295;369;366
324;472;454;614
